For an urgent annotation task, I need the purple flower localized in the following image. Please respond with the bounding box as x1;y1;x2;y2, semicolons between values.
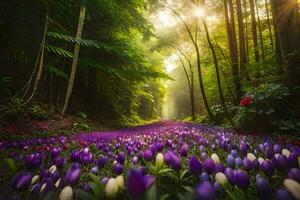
256;176;272;200
196;181;215;200
243;158;252;171
235;157;243;167
97;156;108;168
180;144;188;157
261;160;275;176
226;154;235;168
199;172;210;182
90;166;98;174
71;151;80;162
224;168;235;186
275;189;296;200
117;152;126;164
234;170;249;189
50;147;61;159
288;168;300;183
164;151;181;171
215;163;225;173
66;163;80;186
127;168;155;200
25;153;42;169
273;155;288;172
203;159;215;174
189;156;202;176
143;150;153;161
54;156;66;168
14;173;32;191
113;163;123;175
288;153;298;168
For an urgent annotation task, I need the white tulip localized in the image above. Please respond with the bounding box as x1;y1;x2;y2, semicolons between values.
274;154;280;159
284;179;300;200
211;153;220;164
282;149;291;158
247;153;256;161
49;165;57;174
55;179;61;188
156;153;164;169
215;172;227;186
105;178;118;198
258;157;264;165
115;175;125;189
59;186;73;200
31;175;39;184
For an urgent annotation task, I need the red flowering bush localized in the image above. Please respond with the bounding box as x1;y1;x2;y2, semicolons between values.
240;96;252;107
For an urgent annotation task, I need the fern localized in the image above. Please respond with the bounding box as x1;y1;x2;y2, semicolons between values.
44;65;68;79
46;45;73;58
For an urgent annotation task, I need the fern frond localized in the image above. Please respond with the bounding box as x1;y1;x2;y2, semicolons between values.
46;45;73;58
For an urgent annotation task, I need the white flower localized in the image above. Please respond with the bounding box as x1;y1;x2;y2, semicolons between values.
247;153;256;161
258;157;264;164
284;179;300;199
105;178;118;198
59;186;73;200
282;149;291;158
156;153;164;169
40;183;47;193
49;165;57;174
55;179;61;188
215;172;227;186
274;154;280;159
211;153;220;164
115;175;125;189
31;175;39;184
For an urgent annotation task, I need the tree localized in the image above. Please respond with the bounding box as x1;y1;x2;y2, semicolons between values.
61;2;86;115
249;0;260;62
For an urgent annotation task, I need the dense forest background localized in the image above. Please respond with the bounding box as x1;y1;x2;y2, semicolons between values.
1;0;300;134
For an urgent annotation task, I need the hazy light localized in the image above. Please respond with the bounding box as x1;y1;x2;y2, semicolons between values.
164;54;178;73
157;10;176;27
194;7;206;18
207;15;218;23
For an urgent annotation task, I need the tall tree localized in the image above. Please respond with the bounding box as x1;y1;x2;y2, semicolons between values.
249;0;260;62
264;0;274;51
224;0;241;99
61;2;86;115
255;0;265;62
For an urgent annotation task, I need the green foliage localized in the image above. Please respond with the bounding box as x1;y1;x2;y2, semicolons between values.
0;75;12;96
234;83;291;132
0;98;26;120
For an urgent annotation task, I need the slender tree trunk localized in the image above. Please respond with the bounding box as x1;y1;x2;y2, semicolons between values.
61;4;86;115
243;0;250;60
25;12;49;104
236;0;247;82
249;0;260;62
169;7;215;122
203;20;235;127
264;0;274;51
224;0;241;99
255;0;265;62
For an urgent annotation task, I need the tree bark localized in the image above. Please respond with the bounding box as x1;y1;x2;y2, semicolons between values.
264;0;274;51
61;4;86;115
249;0;260;62
255;0;265;62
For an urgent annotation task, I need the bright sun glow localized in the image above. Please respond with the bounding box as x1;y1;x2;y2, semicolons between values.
164;54;178;73
157;10;176;27
194;7;206;18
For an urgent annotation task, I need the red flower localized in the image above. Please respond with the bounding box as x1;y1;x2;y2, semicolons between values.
240;96;252;107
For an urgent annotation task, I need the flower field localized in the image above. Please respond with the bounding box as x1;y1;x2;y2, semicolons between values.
0;121;300;200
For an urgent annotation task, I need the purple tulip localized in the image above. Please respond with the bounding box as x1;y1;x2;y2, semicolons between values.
25;154;42;169
40;178;53;195
117;152;126;164
243;158;252;171
235;157;243;167
164;151;181;171
288;153;298;168
31;183;41;194
256;176;272;200
203;159;215;174
288;168;300;183
215;163;225;173
224;168;235;186
239;143;247;155
234;170;249;189
252;159;260;170
275;189;296;200
196;181;215;200
71;151;80;162
51;171;60;182
199;172;210;182
132;156;139;165
101;177;109;185
261;160;275;176
274;144;281;154
113;163;123;175
189;156;202;176
50;148;61;159
226;154;235;168
90;166;98;174
231;149;238;157
15;173;32;191
180;144;188;157
127;168;155;200
97;156;108;168
54;156;66;168
66;164;80;186
143;150;153;161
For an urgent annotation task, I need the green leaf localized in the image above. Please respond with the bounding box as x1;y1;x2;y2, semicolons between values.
5;158;16;173
42;191;59;200
46;45;73;58
265;108;275;115
144;182;157;200
75;189;98;200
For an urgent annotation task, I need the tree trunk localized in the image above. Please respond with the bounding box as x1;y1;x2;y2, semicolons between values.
264;0;274;51
255;0;265;62
271;0;300;85
236;0;247;82
243;0;250;60
249;0;260;62
61;4;86;115
224;0;241;99
203;20;235;127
